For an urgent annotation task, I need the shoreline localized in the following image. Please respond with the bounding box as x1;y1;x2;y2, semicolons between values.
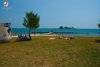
11;34;58;37
11;33;100;37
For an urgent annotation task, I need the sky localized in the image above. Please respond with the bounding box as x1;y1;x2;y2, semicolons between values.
0;0;100;28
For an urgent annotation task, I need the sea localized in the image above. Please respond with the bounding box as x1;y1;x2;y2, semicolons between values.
11;28;100;36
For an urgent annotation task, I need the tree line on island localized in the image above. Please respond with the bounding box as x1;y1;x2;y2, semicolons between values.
59;26;75;29
98;23;100;28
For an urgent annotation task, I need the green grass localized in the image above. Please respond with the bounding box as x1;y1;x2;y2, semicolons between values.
0;36;100;67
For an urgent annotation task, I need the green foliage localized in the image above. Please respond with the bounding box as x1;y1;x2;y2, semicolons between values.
23;11;40;29
23;11;40;36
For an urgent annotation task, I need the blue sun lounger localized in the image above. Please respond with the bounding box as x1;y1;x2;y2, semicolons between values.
18;35;31;41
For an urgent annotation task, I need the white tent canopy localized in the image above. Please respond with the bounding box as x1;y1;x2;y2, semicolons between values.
0;23;11;41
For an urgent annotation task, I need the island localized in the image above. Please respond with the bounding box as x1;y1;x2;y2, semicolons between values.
59;26;75;29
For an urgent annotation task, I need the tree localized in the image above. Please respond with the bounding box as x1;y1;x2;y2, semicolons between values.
23;11;40;40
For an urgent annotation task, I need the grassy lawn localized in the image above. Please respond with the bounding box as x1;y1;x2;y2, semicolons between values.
0;36;100;67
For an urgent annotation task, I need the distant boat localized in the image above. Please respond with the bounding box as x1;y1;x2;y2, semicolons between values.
0;23;11;42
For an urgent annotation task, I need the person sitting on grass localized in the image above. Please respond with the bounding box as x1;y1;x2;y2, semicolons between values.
58;36;74;40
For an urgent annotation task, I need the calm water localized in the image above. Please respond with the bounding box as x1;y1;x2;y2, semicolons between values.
12;28;100;36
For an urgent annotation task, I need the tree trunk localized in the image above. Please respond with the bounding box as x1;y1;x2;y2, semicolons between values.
29;28;32;40
33;28;36;36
